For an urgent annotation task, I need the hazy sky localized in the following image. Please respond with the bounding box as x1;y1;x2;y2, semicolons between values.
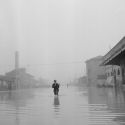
0;0;125;83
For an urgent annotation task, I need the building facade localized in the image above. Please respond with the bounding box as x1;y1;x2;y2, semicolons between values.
104;65;121;86
5;68;37;89
102;36;125;86
0;51;37;90
86;56;106;86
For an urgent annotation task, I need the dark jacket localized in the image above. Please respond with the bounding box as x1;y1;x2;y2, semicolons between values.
52;83;59;90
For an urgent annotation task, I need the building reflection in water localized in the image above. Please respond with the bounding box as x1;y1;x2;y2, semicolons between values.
53;95;60;117
0;89;35;125
0;89;35;107
88;86;125;124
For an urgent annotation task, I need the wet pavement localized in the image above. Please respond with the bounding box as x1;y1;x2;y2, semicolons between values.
0;85;125;125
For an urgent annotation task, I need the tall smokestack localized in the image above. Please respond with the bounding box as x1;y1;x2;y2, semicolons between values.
15;51;19;70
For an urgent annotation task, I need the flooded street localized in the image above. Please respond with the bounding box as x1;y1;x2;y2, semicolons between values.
0;0;125;125
0;85;125;125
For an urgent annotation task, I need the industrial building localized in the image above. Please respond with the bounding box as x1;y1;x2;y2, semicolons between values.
0;51;37;90
86;56;106;86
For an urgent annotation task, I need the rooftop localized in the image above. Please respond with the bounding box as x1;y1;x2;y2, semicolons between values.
102;36;125;65
85;56;103;63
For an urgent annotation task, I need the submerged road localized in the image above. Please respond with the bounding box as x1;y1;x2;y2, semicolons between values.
0;85;125;125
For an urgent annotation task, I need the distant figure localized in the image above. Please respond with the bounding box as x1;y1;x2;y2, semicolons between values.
52;80;60;95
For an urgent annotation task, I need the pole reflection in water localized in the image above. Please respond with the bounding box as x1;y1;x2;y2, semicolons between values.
0;89;35;125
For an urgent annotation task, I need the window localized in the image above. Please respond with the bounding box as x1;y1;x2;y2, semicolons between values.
111;72;113;76
117;69;120;75
113;70;116;75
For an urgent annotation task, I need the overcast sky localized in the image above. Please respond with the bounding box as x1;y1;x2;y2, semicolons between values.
0;0;125;83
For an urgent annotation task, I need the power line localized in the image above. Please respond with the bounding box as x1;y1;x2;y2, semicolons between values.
24;61;83;67
0;61;84;69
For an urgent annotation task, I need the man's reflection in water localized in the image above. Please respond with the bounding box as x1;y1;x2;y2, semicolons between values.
53;96;60;117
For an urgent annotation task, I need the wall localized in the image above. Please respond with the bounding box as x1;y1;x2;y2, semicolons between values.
105;65;122;86
86;56;105;86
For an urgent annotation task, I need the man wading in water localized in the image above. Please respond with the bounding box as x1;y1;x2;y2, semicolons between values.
52;80;60;95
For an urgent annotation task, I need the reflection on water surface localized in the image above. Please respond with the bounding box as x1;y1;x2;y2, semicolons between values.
0;86;125;125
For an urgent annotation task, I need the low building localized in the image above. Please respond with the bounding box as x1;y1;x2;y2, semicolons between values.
72;76;87;86
78;76;87;84
0;51;38;90
86;56;106;86
0;75;15;90
5;68;37;89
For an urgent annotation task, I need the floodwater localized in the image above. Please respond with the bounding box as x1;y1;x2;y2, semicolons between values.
0;85;125;125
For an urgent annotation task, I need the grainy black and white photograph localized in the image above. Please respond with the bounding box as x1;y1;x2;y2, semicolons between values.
0;0;125;125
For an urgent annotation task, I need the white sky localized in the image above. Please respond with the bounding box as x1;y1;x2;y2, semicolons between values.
0;0;125;83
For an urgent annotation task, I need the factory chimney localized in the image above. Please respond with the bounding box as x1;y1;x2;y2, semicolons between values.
15;51;19;70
